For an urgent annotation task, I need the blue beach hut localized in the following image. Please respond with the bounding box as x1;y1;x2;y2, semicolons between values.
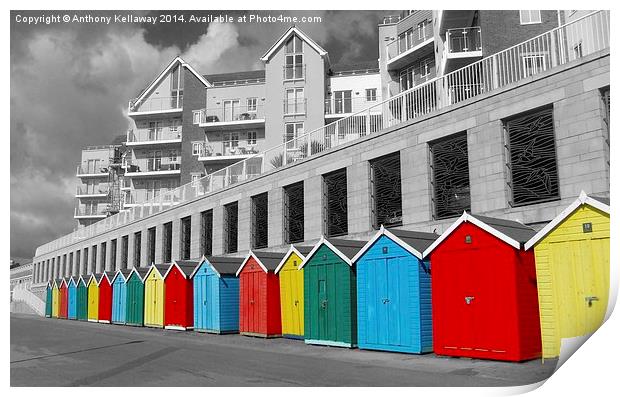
111;269;132;325
191;256;241;334
67;276;78;320
351;226;438;354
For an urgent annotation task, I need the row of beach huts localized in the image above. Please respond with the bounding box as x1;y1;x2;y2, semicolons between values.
45;192;610;362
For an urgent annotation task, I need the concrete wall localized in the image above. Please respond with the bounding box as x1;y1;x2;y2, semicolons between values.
32;51;610;281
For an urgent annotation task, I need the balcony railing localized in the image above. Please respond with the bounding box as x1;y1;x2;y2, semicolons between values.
124;159;181;174
76;164;108;176
283;99;307;115
325;97;383;115
74;207;108;217
198;104;264;125
125;189;181;205
34;11;610;258
76;185;109;196
129;96;183;113
446;27;482;54
126;127;182;143
387;29;433;60
198;141;260;159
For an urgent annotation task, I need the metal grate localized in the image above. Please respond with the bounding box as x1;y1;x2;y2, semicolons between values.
430;132;471;219
224;202;238;254
505;107;559;206
283;182;304;243
163;222;172;263
100;243;106;271
323;169;348;237
200;210;213;256
147;228;156;265
133;232;141;268
251;193;269;249
84;248;89;273
370;152;403;228
76;250;81;276
110;239;117;270
121;236;128;269
181;216;191;260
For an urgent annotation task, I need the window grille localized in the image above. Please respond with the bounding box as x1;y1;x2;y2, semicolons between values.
181;216;191;260
200;210;213;256
224;202;238;254
323;169;348;237
283;182;304;243
370;152;403;228
251;193;269;249
121;236;128;269
101;243;106;270
163;222;172;263
133;232;141;268
147;228;156;265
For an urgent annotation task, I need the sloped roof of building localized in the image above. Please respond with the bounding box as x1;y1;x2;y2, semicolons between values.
260;26;328;61
165;260;201;279
299;237;367;269
191;256;245;278
274;245;314;274
471;214;537;243
329;60;379;74
237;251;288;276
351;226;438;262
203;70;265;83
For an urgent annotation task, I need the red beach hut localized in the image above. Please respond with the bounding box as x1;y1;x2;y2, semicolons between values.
422;212;541;362
163;260;199;330
236;251;285;338
58;278;69;319
97;272;114;324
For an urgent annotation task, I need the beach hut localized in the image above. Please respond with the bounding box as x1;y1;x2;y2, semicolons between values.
191;256;241;334
525;192;610;359
67;277;78;320
299;238;366;348
111;269;132;325
58;278;68;319
45;281;52;318
87;274;100;322
126;267;149;327
352;226;438;354
77;276;88;321
96;272;114;324
51;279;60;318
163;260;198;330
423;212;541;362
236;251;286;338
274;245;313;339
144;264;168;328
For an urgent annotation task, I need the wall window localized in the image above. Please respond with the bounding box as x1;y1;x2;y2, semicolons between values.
420;57;433;78
285;88;305;114
400;65;415;91
223;99;241;122
251;193;269;249
430;132;471;219
134;232;141;268
323;168;348;237
366;88;377;102
147;227;156;265
418;20;430;40
190;173;202;187
121;235;128;269
247;97;258;112
285;34;304;80
284;122;304;144
504;106;559;206
170;118;181;132
170;64;184;108
110;239;117;269
148;121;163;141
283;182;304;243
519;10;542;24
370;152;403;228
223;132;240;155
247;131;257;145
180;216;192;260
224;202;239;254
192;141;202;156
168;150;178;163
163;222;173;263
192;110;201;125
200;209;213;256
573;42;583;59
334;90;352;114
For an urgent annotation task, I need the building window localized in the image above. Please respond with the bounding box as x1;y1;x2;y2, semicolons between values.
323;168;348;237
223;132;240;155
110;239;117;269
250;193;269;249
284;122;304;144
283;182;304;243
370;152;403;229
418;20;429;40
163;222;172;263
148;121;163;141
366;88;377;102
147;227;156;265
200;209;213;256
573;42;583;59
180;216;191;260
170;64;184;108
101;242;106;270
420;57;433;78
121;236;128;269
504;107;559;206
224;202;238;254
285;88;305;114
285;34;304;80
192;141;202;156
170;118;181;132
192;110;201;125
134;232;141;268
247;97;258;112
400;65;415;91
430;132;471;219
519;10;542;24
190;173;202;187
334;90;352;114
168;150;178;163
247;131;257;145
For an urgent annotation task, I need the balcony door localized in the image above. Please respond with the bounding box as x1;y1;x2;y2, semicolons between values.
223;132;240;156
223;100;240;122
146;180;161;201
147;151;162;171
334;91;352;114
148;121;163;141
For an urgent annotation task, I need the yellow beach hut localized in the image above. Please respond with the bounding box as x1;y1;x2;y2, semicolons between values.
144;264;168;328
274;245;313;339
525;191;610;359
51;279;60;318
87;273;101;322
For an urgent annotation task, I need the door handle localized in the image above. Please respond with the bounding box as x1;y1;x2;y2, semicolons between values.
382;298;390;304
320;300;328;308
465;296;475;305
294;300;298;306
585;296;599;307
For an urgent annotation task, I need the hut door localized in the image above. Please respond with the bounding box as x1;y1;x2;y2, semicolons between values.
207;274;218;330
195;272;206;329
317;266;329;340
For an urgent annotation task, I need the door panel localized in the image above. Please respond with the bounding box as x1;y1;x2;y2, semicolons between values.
317;266;328;341
387;257;402;346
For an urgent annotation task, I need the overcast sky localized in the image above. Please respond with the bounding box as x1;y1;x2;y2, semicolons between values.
10;10;396;262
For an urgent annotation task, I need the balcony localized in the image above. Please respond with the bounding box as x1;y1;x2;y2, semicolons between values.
124;159;181;177
324;96;382;118
128;96;183;117
443;27;483;74
124;188;181;208
126;127;182;147
283;99;307;116
76;185;109;198
436;10;477;35
120;178;132;190
197;141;260;162
76;164;109;178
386;30;434;71
197;104;265;129
74;207;107;219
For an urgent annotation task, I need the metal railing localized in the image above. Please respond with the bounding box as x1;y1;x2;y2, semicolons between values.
76;164;108;176
446;27;483;54
198;104;264;124
129;96;183;113
12;284;45;316
34;11;610;257
325;96;383;115
212;77;266;87
127;127;182;143
76;185;109;196
74;206;108;217
124;158;181;173
387;28;433;60
198;141;259;158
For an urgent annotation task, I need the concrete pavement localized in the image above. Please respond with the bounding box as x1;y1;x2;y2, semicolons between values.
11;313;557;387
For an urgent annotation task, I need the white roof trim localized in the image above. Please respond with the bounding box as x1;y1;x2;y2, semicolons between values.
189;256;210;279
110;269;128;284
78;276;88;286
132;57;211;108
163;261;192;279
274;245;307;274
68;277;77;287
298;236;353;270
236;250;269;277
87;274;98;287
59;278;68;288
524;191;610;250
422;212;522;258
351;225;425;263
128;267;147;283
143;264;165;280
96;273;112;286
260;26;328;62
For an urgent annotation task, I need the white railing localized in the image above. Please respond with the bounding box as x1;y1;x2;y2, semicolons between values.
12;284;45;316
129;96;183;113
198;141;259;158
198;104;264;124
446;27;482;54
127;127;182;143
34;11;610;258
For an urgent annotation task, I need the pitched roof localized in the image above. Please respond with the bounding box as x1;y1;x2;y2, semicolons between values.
525;191;610;250
203;70;265;83
260;26;328;61
236;251;287;276
274;245;313;274
299;237;367;269
191;256;245;278
164;260;201;279
128;267;151;282
110;269;132;284
422;212;537;257
329;60;379;73
351;226;439;263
